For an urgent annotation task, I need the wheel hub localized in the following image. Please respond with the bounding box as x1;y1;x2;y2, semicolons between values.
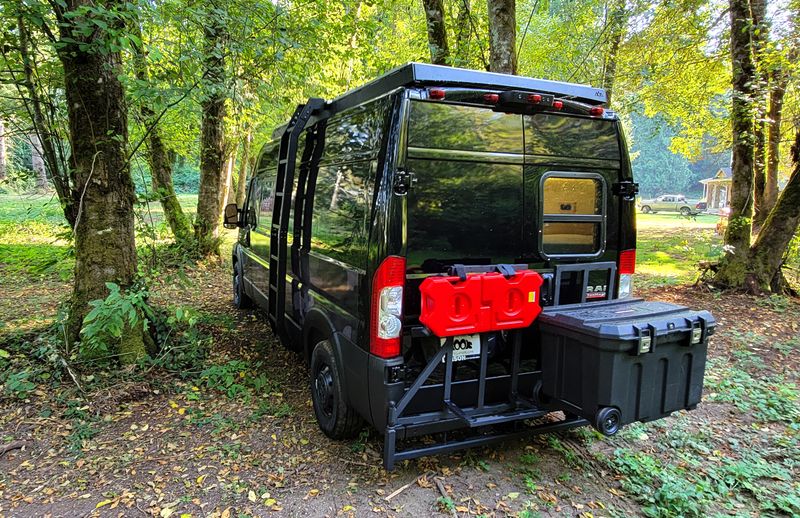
314;365;334;418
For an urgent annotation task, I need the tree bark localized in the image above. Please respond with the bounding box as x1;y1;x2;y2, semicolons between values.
422;0;450;65
129;20;193;245
235;131;251;207
747;128;800;292
0;120;6;182
30;133;47;191
195;12;228;256
454;0;471;66
55;0;145;362
220;151;235;209
488;0;516;74
602;0;627;106
750;0;769;226
764;67;787;213
715;0;756;286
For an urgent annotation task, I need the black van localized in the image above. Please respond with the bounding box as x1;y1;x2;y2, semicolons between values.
224;63;715;469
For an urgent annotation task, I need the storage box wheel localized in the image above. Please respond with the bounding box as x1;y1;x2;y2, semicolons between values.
595;407;621;436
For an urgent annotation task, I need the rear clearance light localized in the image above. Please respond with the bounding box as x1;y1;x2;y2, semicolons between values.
590;106;605;116
370;256;406;358
483;93;500;104
528;94;542;103
552;100;563;110
428;88;446;100
618;249;636;299
419;270;543;337
619;249;636;275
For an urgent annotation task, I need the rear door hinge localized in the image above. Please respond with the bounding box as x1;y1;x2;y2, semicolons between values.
394;169;417;195
613;180;639;201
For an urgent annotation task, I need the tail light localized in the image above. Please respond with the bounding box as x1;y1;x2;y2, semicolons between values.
370;256;406;358
428;88;446;100
590;106;604;116
618;249;635;299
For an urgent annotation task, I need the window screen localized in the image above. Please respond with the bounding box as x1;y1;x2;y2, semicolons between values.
540;175;604;256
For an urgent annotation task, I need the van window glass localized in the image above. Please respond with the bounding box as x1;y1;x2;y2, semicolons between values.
310;162;374;267
256;174;275;230
321;97;390;163
525;114;619;159
407;159;521;269
408;101;522;153
540;175;604;256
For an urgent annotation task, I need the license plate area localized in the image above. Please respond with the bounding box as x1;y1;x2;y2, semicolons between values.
441;334;481;362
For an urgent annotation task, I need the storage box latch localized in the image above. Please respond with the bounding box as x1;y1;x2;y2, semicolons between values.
686;316;708;346
632;324;656;355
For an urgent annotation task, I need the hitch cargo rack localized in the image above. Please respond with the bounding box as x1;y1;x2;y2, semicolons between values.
383;328;587;470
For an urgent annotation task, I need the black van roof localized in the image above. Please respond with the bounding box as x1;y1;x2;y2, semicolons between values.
272;63;608;138
329;62;608;111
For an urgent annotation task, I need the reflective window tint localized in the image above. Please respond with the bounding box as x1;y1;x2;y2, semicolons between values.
408;101;523;154
542;222;600;255
321;97;391;163
542;177;601;215
525;114;619;160
407;159;521;270
310;162;374;267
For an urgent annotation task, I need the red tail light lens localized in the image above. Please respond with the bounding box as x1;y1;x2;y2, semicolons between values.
619;249;636;275
590;106;605;116
483;93;500;104
428;88;446;100
552;100;563;110
528;94;542;103
370;256;406;358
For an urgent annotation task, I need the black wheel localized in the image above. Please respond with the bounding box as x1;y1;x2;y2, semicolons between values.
641;205;652;214
680;206;692;216
310;339;362;439
233;260;252;309
595;407;621;436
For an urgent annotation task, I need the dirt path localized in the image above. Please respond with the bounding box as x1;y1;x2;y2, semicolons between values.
3;264;799;517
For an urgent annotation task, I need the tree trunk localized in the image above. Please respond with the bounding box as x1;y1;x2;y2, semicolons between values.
55;0;145;362
454;0;471;66
235;131;251;207
750;0;769;226
17;17;75;223
195;15;228;256
220;151;235;209
488;0;516;74
764;67;787;213
30;133;47;191
715;0;756;286
422;0;450;65
602;0;627;106
129;20;193;245
0;120;6;181
747;128;800;292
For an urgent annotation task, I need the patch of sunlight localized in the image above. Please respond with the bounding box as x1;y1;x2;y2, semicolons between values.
638;262;690;278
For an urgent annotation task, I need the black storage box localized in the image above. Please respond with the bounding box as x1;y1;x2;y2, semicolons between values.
537;298;715;435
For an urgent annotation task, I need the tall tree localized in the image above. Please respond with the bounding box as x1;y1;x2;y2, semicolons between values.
602;0;628;106
30;132;46;190
129;19;193;244
488;0;516;74
454;0;472;66
750;0;769;225
764;67;788;212
746;128;800;292
715;0;756;286
195;5;229;256
53;0;147;360
422;0;450;65
235;130;252;207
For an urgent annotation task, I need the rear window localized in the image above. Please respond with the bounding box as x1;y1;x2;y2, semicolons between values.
540;174;605;256
525;114;619;160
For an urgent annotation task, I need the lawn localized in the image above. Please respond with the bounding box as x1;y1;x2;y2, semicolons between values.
1;194;800;517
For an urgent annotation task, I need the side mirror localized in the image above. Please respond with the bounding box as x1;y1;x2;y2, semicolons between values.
223;203;240;229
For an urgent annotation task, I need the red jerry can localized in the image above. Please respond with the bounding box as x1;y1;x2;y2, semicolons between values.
419;270;543;337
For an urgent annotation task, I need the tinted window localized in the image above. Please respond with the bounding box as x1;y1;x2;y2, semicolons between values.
525;114;619;159
542;177;601;215
540;174;604;256
321;97;390;164
408;101;522;153
542;222;600;255
248;142;278;230
310;162;374;267
407;159;521;269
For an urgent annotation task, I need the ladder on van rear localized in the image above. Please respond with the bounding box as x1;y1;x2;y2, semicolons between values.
268;98;326;342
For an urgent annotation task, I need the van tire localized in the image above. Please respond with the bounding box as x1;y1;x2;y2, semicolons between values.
310;339;362;439
233;260;252;309
641;205;651;214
